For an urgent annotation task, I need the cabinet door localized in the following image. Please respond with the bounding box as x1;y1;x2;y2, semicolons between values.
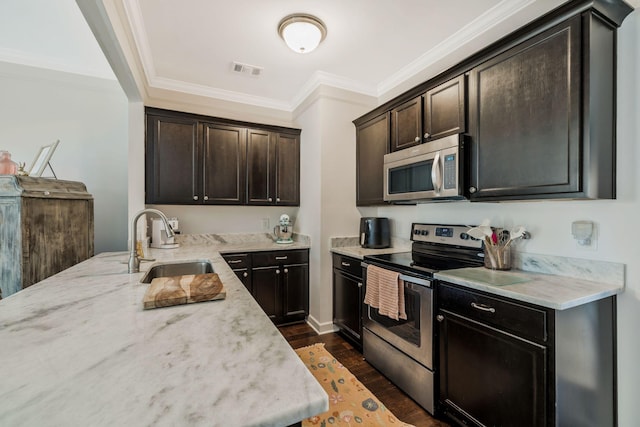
275;132;300;206
438;310;547;427
146;114;201;204
356;113;389;206
232;269;252;293
391;96;423;151
332;268;363;344
282;263;309;324
202;123;246;204
468;17;581;200
252;267;280;323
424;75;466;140
247;129;275;205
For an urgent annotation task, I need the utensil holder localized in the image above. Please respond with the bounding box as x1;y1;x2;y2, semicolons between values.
484;245;511;270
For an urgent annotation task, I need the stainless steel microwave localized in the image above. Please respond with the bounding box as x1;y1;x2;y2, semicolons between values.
383;134;467;202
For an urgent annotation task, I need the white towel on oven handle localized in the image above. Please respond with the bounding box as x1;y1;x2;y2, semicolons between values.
364;264;407;321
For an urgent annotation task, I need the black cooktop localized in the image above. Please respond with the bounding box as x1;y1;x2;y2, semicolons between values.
363;223;485;277
364;249;481;277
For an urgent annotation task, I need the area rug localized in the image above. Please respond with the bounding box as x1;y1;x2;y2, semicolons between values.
295;343;415;426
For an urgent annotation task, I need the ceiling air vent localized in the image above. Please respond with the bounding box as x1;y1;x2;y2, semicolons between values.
231;61;263;78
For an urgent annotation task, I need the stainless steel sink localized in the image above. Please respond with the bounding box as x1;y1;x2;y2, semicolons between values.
140;260;214;283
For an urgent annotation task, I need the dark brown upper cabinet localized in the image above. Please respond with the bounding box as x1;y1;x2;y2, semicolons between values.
202;123;246;204
390;96;422;152
146;113;201;204
353;0;631;204
145;107;300;206
247;129;300;206
468;12;617;201
423;74;466;141
355;112;389;206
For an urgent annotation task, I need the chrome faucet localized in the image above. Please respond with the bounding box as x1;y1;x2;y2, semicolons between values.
128;208;175;274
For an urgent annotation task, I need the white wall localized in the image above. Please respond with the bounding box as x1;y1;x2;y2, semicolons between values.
147;204;299;235
294;87;376;332
374;9;640;425
0;61;129;253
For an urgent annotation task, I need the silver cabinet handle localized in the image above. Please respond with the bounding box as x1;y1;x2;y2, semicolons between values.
243;272;248;278
276;269;280;274
471;302;496;313
204;195;209;201
276;197;281;202
275;256;287;260
341;261;351;267
469;186;477;194
227;259;243;264
424;132;430;139
193;195;199;200
436;314;444;322
284;268;288;273
358;282;363;288
268;197;273;202
414;136;420;142
44;191;51;196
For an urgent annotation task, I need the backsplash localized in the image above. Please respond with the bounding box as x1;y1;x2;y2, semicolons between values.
176;232;310;246
513;252;624;287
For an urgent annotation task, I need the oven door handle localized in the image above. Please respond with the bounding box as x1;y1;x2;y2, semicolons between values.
362;262;432;288
399;274;432;287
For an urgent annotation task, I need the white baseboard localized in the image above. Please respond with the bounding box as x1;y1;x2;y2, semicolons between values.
306;315;339;335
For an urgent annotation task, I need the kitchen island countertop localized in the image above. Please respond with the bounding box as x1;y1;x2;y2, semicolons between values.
0;235;326;427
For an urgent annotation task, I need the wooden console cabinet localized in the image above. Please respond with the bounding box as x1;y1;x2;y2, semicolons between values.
0;176;94;298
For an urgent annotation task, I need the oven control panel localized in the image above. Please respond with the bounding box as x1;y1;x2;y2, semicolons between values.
411;223;483;248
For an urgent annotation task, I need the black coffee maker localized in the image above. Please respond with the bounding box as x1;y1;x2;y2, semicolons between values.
359;217;390;248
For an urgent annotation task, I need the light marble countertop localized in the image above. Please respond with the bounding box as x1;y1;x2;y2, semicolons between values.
435;266;623;310
329;237;624;311
0;234;326;427
329;236;411;259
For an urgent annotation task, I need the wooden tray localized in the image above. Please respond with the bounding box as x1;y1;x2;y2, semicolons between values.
143;273;226;310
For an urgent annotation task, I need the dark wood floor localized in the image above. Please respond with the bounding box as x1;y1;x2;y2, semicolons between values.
279;323;450;427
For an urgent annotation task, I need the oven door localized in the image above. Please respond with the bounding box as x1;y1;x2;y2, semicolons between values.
363;269;433;369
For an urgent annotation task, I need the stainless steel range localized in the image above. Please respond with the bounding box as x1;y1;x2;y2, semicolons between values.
362;223;484;414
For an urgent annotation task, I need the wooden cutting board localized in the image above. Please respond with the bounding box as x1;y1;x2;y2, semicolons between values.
143;273;226;310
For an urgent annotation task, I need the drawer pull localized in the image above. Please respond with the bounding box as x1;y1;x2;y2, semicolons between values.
341;261;351;267
275;256;288;260
358;282;363;288
243;272;248;278
227;259;243;264
471;302;496;313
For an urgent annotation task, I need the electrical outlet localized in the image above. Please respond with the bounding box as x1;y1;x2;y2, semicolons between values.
261;218;270;231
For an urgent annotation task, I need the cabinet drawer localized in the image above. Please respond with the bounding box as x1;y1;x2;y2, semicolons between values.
222;253;251;269
332;253;363;279
252;250;308;267
438;282;548;343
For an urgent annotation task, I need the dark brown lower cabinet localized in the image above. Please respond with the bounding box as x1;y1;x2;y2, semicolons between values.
225;250;309;325
438;310;547;426
221;253;252;293
437;281;616;427
332;254;363;350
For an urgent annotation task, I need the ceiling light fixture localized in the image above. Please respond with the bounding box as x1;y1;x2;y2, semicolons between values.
278;14;327;54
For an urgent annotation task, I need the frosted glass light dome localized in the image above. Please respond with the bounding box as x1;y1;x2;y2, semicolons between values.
278;14;327;54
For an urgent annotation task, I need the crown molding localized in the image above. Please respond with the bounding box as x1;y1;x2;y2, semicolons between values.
122;0;539;112
0;47;116;81
151;76;293;111
376;0;536;96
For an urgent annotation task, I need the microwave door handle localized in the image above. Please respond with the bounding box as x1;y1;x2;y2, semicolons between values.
431;151;442;194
